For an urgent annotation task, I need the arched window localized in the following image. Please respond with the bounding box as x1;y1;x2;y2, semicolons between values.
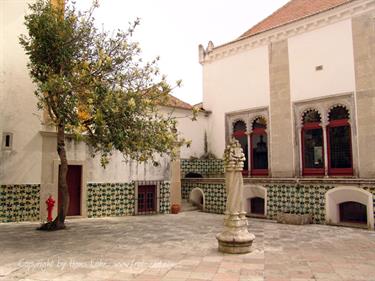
232;120;249;174
301;110;324;176
327;106;353;175
250;117;268;176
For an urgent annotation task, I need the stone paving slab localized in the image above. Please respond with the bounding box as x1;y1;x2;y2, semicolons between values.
0;212;375;281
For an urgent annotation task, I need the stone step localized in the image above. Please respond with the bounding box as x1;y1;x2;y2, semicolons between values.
181;200;199;212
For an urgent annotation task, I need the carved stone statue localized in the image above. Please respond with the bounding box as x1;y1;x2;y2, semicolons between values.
216;138;255;254
223;138;246;213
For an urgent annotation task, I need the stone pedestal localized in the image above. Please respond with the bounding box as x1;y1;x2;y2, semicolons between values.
216;139;256;254
216;212;255;254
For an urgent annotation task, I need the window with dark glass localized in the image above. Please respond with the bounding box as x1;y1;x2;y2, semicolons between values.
327;106;353;175
251;117;268;176
232;120;248;173
2;133;13;150
302;110;324;176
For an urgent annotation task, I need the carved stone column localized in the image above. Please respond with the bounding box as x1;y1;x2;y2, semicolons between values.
321;120;329;177
216;138;255;254
246;130;252;175
296;124;303;176
170;147;181;207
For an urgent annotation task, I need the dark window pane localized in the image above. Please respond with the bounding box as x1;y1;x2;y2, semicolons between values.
146;192;154;210
329;106;349;121
303;128;324;168
235;135;248;170
237;135;248;170
138;193;144;211
5;135;10;147
252;134;268;169
329;126;352;168
233;121;246;132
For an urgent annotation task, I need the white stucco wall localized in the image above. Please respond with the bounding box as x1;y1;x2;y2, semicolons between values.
86;150;172;183
169;107;208;159
0;0;43;185
288;19;356;101
86;106;207;183
202;45;270;156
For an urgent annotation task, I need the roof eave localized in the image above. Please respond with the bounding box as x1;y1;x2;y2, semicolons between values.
208;0;354;54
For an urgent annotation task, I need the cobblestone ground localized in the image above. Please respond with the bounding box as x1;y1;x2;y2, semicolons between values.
1;211;375;281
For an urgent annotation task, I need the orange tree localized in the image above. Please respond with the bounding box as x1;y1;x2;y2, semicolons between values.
20;0;181;230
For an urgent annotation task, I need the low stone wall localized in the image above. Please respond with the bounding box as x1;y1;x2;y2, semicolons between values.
0;184;40;222
181;159;224;178
182;178;375;225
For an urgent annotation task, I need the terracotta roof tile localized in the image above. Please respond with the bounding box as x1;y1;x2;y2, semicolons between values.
239;0;353;39
164;94;193;110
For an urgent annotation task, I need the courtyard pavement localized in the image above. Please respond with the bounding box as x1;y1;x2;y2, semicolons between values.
1;211;375;281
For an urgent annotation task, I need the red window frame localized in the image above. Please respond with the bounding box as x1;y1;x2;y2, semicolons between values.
301;122;325;176
327;119;353;176
250;127;268;176
233;130;249;176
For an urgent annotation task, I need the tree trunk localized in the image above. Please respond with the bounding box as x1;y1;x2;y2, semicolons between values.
38;123;69;231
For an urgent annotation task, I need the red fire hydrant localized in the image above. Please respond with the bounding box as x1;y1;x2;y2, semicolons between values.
46;195;55;222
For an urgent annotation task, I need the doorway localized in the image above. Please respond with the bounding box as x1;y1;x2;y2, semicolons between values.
137;185;156;214
59;165;82;216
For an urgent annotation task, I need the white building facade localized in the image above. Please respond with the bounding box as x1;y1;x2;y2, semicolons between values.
2;0;375;230
185;0;375;229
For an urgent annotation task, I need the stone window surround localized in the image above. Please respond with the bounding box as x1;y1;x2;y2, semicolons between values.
325;186;374;230
225;107;270;176
190;187;205;211
243;184;267;217
293;92;358;177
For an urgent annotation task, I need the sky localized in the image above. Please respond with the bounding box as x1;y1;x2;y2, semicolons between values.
76;0;290;105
